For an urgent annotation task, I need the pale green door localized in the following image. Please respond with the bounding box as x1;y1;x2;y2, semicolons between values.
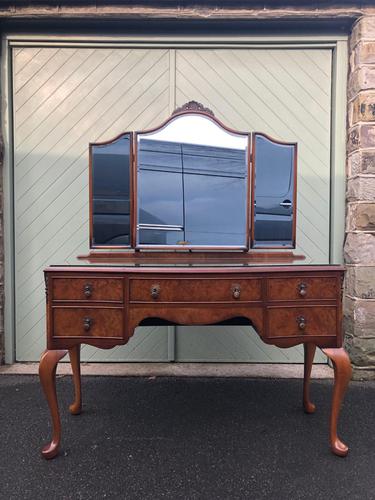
12;45;332;362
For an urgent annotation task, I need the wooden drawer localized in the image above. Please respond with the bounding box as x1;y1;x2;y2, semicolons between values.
267;306;337;338
129;278;262;303
52;277;123;302
267;277;338;302
52;307;124;338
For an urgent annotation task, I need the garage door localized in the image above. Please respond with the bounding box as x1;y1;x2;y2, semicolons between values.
13;45;331;362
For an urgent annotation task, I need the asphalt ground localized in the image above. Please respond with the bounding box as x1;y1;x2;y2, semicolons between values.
0;375;374;500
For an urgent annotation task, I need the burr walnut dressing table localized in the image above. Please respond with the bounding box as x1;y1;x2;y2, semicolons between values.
39;102;351;459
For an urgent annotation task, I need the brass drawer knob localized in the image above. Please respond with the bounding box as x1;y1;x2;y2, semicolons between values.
232;284;241;299
296;316;307;330
298;282;308;297
83;317;93;331
84;283;93;298
150;284;160;299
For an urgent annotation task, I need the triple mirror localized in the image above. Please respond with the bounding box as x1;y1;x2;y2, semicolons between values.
90;103;297;251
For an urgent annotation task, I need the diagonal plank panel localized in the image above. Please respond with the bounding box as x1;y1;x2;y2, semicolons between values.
13;47;171;361
175;48;332;363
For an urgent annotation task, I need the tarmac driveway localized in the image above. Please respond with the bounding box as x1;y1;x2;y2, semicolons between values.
0;375;374;500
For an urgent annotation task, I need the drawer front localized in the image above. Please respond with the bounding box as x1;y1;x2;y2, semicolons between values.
129;278;262;303
52;277;123;302
52;307;124;338
267;277;338;302
267;306;337;338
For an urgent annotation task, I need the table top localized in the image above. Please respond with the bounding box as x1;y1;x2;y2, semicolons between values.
46;257;344;273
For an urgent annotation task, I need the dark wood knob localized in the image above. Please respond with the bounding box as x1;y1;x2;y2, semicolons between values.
83;317;93;331
297;316;306;330
84;283;93;298
232;284;241;299
151;284;160;299
298;282;308;297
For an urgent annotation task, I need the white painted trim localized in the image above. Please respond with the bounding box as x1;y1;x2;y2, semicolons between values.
6;33;348;45
8;42;341;50
2;38;15;363
330;40;348;264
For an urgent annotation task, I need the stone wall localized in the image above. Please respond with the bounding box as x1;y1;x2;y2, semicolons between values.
346;16;375;379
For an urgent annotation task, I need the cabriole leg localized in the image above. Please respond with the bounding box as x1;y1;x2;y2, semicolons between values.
303;343;316;414
68;344;82;415
39;349;68;459
322;347;352;457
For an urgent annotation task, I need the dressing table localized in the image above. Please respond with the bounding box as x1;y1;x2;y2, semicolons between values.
39;102;351;459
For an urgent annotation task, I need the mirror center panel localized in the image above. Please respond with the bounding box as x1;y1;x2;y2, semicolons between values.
136;114;248;249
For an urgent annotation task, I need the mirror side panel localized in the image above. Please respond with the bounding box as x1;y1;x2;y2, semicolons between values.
252;134;297;249
91;133;132;247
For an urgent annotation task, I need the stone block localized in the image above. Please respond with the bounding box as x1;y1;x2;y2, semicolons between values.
346;175;375;201
346;202;375;231
14;4;59;15
347;151;361;176
351;92;375;125
344;296;375;337
348;150;375;175
343;295;355;335
350;16;375;50
344;232;375;264
361;123;375;147
354;41;375;66
348;67;375;100
348;126;360;153
346;336;375;367
347;124;375;153
346;265;375;299
352;367;375;381
362;150;375;174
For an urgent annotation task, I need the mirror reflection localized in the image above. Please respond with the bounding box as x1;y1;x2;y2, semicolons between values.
91;134;131;246
253;134;296;248
137;115;248;248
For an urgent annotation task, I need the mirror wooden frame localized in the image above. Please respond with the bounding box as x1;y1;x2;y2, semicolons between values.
250;132;298;250
88;101;298;256
133;106;251;251
89;131;134;249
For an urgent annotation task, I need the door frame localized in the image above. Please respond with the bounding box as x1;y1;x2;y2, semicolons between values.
2;33;348;363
